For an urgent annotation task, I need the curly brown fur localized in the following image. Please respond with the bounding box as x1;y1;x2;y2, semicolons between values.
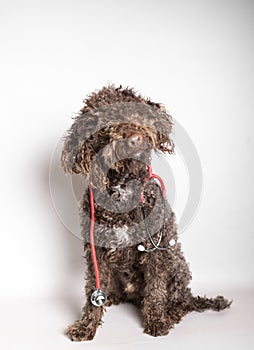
62;85;231;341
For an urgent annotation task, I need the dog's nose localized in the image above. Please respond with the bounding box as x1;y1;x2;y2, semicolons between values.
127;133;143;149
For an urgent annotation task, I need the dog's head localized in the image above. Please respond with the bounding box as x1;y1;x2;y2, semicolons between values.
61;85;174;188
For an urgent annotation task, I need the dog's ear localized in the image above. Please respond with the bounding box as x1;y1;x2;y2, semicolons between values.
155;129;175;154
153;113;175;155
61;114;97;175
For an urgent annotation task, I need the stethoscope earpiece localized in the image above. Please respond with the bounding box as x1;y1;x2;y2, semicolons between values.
137;244;146;252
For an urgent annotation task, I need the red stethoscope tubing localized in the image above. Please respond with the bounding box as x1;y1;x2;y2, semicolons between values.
141;165;166;202
89;184;101;289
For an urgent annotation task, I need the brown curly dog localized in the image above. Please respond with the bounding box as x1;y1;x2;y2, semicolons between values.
61;85;231;341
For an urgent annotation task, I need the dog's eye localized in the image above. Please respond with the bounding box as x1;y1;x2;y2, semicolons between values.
99;127;106;134
145;137;152;144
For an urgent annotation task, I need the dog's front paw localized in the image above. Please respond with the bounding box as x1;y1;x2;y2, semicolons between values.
144;321;170;337
66;320;95;341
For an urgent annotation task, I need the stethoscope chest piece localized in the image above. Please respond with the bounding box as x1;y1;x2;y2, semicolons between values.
91;289;107;307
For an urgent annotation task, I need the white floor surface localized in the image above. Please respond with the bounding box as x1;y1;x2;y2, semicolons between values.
0;288;253;350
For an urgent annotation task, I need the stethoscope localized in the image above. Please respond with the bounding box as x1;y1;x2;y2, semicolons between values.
89;165;175;307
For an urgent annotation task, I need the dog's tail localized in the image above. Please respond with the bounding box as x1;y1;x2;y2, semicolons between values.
189;295;232;312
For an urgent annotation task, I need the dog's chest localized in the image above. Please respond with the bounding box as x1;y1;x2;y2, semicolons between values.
106;247;144;296
81;180;164;248
106;246;139;266
111;184;134;202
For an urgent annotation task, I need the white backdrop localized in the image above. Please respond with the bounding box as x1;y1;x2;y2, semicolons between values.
0;0;253;348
